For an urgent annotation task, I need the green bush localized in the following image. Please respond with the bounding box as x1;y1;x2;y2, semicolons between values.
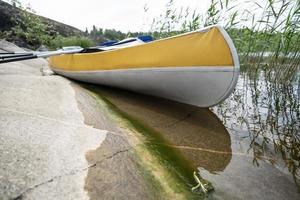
48;36;93;50
11;1;51;47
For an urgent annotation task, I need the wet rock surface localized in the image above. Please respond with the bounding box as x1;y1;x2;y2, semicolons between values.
84;133;160;200
73;84;162;199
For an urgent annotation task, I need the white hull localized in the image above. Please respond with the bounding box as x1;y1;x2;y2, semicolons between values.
53;66;238;107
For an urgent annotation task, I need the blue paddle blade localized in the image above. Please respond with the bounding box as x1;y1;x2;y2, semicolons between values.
99;35;153;47
137;35;153;43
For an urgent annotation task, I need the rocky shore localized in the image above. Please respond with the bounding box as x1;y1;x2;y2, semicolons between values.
0;40;108;199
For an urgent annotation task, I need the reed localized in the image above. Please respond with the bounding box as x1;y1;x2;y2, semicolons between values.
151;0;300;72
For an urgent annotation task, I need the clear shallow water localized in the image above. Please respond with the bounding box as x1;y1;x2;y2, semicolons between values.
209;65;300;199
83;64;299;199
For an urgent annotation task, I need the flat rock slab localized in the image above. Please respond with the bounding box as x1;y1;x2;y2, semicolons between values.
0;43;107;200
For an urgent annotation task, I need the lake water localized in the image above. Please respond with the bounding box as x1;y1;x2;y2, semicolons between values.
84;64;299;199
209;65;300;199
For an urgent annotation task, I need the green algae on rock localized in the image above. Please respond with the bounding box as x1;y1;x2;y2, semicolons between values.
80;84;232;199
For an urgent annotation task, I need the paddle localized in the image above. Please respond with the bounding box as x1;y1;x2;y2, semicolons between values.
0;47;83;64
0;35;153;64
0;52;30;55
0;53;35;59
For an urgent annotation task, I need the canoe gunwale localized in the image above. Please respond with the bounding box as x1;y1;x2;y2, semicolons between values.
51;66;235;73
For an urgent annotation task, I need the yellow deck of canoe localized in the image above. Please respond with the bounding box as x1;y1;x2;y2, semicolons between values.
49;25;239;107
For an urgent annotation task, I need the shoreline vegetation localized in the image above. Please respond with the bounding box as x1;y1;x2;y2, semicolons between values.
1;1;299;60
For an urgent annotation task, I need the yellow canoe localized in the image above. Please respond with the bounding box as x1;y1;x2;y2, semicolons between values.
49;25;239;107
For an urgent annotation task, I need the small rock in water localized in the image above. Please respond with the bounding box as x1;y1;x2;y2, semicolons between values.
41;66;55;76
37;45;48;52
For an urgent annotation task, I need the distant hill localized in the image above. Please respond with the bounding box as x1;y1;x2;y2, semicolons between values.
0;0;84;47
0;0;155;49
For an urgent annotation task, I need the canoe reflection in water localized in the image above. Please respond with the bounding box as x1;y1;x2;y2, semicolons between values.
81;84;231;199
